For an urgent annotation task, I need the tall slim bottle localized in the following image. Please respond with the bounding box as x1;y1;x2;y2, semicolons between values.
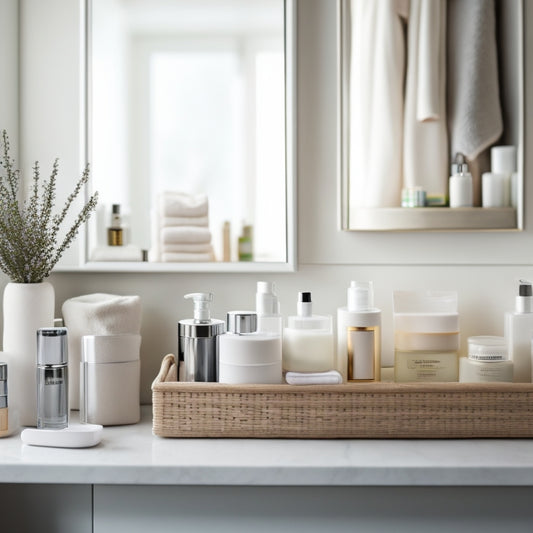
505;280;533;382
337;281;381;383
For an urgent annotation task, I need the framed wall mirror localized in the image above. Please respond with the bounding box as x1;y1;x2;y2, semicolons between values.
340;0;524;232
85;0;296;272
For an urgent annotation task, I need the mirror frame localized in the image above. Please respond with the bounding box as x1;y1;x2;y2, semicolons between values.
78;0;297;273
339;0;524;233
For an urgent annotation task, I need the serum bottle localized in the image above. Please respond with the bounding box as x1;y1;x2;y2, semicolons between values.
505;280;533;382
256;281;282;335
337;281;381;383
107;204;123;246
37;327;68;429
0;363;8;437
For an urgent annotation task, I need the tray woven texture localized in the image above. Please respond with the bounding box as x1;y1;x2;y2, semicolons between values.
152;354;533;439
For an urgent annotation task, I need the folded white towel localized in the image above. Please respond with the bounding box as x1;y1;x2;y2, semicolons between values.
162;243;213;253
161;226;211;244
90;245;143;262
161;252;214;262
162;216;209;227
285;370;343;385
62;293;142;409
159;192;208;217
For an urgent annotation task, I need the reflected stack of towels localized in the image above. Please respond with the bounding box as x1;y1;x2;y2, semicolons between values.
151;192;214;262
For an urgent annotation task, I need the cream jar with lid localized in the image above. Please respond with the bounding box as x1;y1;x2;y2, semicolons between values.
218;311;282;384
459;336;513;383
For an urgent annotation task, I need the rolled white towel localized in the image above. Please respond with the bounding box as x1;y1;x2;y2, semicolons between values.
62;293;142;409
162;215;209;227
161;252;214;262
90;245;143;262
162;243;213;253
161;226;211;244
285;370;343;385
159;192;208;217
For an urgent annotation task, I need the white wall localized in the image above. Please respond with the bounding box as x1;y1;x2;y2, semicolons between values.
6;0;533;403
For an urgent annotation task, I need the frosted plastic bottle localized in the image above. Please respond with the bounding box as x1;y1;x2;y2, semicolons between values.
337;281;381;383
282;292;334;372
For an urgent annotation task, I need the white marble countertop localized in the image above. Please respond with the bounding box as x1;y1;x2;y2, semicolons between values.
1;406;533;486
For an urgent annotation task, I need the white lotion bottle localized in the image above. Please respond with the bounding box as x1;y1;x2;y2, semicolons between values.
337;281;381;383
505;280;533;382
218;311;282;384
449;155;473;208
256;281;282;335
282;292;334;372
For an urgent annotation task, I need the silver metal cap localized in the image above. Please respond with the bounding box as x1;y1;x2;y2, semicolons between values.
226;311;257;334
37;327;68;365
0;362;6;381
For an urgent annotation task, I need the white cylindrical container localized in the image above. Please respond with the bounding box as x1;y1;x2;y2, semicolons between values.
491;145;516;174
218;311;282;384
459;336;513;383
449;172;473;208
283;292;334;372
81;334;141;425
482;172;510;207
337;281;381;382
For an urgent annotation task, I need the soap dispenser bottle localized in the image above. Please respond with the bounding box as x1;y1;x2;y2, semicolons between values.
282;292;334;372
337;281;381;383
256;281;282;335
178;293;225;382
505;280;533;382
449;154;473;208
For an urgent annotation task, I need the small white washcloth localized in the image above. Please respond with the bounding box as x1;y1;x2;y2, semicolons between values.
285;370;343;385
62;293;142;409
447;0;503;161
162;243;213;253
161;226;211;244
161;252;214;262
159;192;208;218
162;216;208;227
90;245;143;262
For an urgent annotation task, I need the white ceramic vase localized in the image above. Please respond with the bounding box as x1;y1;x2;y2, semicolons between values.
3;282;55;426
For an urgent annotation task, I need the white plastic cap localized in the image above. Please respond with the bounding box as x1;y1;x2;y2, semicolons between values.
256;281;280;316
184;293;213;322
467;336;507;361
516;280;533;313
297;292;312;317
347;281;374;311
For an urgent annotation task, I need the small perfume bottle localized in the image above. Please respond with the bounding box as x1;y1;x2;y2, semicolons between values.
0;362;8;437
107;204;123;246
37;327;68;429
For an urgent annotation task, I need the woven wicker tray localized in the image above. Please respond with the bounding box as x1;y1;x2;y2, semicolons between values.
152;354;533;439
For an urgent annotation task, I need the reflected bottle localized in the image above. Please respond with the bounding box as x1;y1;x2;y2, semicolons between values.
37;327;68;429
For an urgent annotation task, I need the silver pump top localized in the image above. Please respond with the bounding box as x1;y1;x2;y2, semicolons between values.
297;292;312;317
185;292;213;322
516;280;533;313
347;281;374;311
37;327;68;366
227;311;257;334
451;153;469;175
256;281;280;316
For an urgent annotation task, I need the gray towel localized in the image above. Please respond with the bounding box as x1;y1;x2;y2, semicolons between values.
447;0;503;161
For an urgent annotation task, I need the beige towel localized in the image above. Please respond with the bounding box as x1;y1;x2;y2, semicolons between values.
162;243;213;253
161;226;212;244
161;252;214;262
447;0;503;161
159;192;208;217
162;216;208;227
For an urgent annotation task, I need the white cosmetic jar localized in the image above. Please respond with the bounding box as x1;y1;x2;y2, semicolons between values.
81;334;141;425
459;336;513;383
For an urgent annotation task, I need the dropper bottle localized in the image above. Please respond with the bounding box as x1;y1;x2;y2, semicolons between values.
282;292;334;372
178;293;225;382
337;281;381;383
449;153;473;208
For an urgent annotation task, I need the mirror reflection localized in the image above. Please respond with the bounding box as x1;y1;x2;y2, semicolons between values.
342;0;523;231
89;0;287;263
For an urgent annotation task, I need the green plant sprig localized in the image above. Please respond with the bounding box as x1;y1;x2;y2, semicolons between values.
0;130;98;283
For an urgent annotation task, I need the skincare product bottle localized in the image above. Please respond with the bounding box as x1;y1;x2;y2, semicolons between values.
393;290;459;382
337;281;381;383
282;292;334;372
219;311;282;384
0;363;7;437
449;154;473;208
107;203;123;246
459;336;513;383
256;281;282;335
81;334;141;426
179;293;225;382
37;327;68;429
505;280;533;382
238;223;253;261
222;221;231;262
